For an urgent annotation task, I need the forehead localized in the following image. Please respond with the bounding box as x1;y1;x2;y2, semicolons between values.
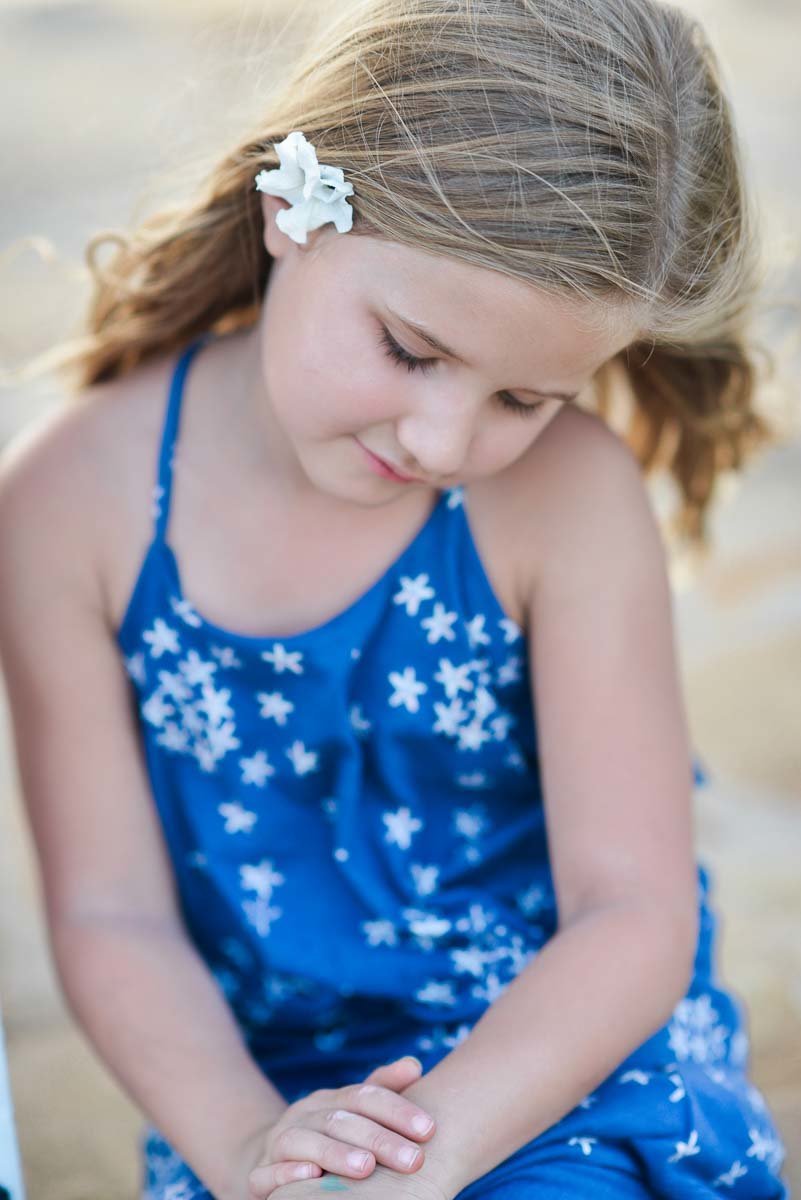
316;232;640;378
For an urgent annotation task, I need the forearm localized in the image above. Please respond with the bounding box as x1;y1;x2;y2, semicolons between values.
404;901;697;1197
51;915;286;1200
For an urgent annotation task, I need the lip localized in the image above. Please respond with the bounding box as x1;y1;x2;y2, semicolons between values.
354;438;421;483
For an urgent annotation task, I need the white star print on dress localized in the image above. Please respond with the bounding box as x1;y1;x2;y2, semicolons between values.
388;667;427;713
219;802;257;834
139;639;241;773
257;691;294;725
240;860;284;937
497;655;523;686
242;897;282;937
457;720;491;751
158;670;192;703
464;614;491;649
392;573;435;616
415;1024;471;1054
261;643;304;674
453;806;488;843
505;747;526;771
179;649;217;687
669;1129;701;1163
415;980;456;1006
490;713;514;740
668;994;729;1064
157;724;189;753
498;616;523;644
143;692;175;728
170;595;202;627
211;645;243;669
421;603;458;644
714;1161;748;1188
349;705;371;736
433;698;469;736
729;1030;749;1068
746;1129;785;1171
124;652;146;685
515;883;549;916
450;945;486;977
383;806;424;850
433;658;475;699
143;617;181;658
286;741;319;776
163;1182;197;1200
456;771;490;789
568;1137;597;1156
361;919;398;947
410;864;440;896
150;483;165;521
239;750;275;786
197;684;234;726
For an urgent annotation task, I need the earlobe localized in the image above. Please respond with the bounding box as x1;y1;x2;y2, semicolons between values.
260;194;294;259
259;192;332;259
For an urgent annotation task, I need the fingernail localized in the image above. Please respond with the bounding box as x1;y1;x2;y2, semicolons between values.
411;1114;434;1134
398;1146;420;1168
402;1055;423;1070
347;1151;371;1171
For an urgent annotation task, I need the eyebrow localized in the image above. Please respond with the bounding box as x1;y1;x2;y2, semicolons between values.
385;306;580;403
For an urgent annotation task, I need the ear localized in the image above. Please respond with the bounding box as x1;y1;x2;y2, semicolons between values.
259;192;334;260
259;193;297;260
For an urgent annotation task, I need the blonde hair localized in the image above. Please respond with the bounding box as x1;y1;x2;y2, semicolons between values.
50;0;772;541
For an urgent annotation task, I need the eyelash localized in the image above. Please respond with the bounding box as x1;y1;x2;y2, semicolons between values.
378;326;545;418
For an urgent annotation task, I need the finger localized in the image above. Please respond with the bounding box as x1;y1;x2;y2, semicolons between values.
363;1055;423;1090
268;1126;377;1180
248;1160;322;1199
344;1082;436;1144
322;1106;426;1174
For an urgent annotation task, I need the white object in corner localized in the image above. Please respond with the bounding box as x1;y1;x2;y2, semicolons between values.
0;1002;25;1200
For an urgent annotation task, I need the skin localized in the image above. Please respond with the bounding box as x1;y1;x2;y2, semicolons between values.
242;193;642;515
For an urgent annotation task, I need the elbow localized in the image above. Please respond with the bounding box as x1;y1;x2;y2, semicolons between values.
651;900;700;1020
593;895;701;1022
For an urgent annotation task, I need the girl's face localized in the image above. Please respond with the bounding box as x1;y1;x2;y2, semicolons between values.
254;195;639;506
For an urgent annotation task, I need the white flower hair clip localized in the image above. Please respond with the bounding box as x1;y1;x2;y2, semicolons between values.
254;130;355;245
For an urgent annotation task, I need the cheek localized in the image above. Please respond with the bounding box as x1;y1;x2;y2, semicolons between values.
475;406;559;472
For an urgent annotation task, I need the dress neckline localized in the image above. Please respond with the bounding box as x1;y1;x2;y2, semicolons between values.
118;487;456;650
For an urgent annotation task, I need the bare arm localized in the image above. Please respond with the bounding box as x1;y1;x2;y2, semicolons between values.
397;416;699;1197
0;410;287;1200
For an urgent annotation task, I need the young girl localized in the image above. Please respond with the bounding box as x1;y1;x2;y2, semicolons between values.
0;0;790;1197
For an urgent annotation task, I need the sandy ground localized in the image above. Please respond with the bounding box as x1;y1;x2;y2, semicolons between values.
0;0;799;1197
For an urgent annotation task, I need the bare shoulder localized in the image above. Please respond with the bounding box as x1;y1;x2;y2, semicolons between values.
0;359;189;932
508;402;667;593
0;354;173;623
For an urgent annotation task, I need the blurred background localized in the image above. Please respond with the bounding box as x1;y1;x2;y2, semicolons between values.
0;0;799;1196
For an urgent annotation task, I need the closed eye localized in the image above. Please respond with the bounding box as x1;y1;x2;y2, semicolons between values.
378;325;545;417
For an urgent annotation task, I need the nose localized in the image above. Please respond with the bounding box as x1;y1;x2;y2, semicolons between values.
394;390;478;479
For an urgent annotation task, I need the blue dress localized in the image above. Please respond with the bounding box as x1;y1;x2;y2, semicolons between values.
116;338;789;1199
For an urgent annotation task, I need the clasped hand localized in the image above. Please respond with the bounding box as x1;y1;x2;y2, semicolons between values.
237;1056;454;1200
267;1162;451;1200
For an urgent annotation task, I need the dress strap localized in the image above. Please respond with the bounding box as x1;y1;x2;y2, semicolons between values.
152;336;210;543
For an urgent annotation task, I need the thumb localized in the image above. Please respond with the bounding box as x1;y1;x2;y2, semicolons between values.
362;1055;424;1091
